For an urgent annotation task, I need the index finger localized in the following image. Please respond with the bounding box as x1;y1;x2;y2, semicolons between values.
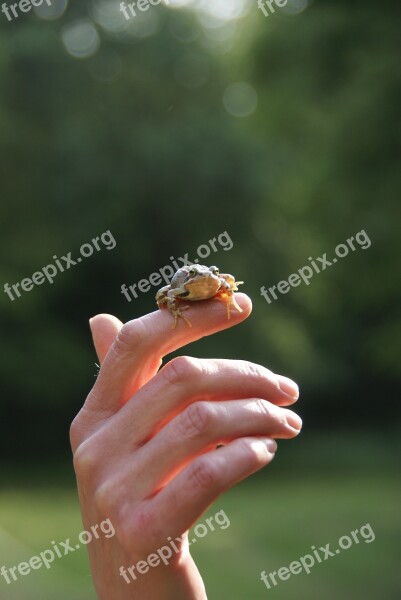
80;293;252;429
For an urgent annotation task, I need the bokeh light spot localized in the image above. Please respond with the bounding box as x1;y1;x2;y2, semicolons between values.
223;82;258;118
91;0;130;33
281;0;310;16
61;20;100;59
198;0;249;22
33;0;68;20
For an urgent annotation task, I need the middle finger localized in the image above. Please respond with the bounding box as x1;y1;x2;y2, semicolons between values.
106;357;300;447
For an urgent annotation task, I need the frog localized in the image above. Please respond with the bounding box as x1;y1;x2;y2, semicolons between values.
156;264;244;328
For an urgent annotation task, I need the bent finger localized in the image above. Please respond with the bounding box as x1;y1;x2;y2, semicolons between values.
125;399;301;497
90;314;123;364
107;357;300;447
138;436;277;543
82;294;251;429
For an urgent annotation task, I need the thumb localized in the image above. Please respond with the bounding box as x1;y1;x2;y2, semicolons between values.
89;313;123;364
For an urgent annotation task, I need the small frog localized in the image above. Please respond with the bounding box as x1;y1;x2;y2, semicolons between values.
156;265;244;328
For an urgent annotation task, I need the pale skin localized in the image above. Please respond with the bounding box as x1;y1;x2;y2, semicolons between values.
70;293;302;600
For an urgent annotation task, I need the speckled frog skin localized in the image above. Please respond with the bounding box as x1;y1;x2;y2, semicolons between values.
156;264;243;328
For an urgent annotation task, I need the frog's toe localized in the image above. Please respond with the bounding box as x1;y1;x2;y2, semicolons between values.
231;296;243;313
169;305;192;328
183;316;193;328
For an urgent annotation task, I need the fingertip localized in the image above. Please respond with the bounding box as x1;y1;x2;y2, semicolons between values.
276;375;299;402
89;312;122;326
89;313;123;363
284;409;303;432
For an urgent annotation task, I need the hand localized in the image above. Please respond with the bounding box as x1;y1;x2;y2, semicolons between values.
70;294;302;600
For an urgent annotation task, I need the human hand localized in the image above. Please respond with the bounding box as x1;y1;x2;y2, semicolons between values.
70;294;301;600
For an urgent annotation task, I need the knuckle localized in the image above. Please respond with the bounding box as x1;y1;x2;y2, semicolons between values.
237;360;280;390
72;440;98;478
179;402;216;440
161;356;202;386
278;411;289;429
254;399;287;429
237;360;264;377
93;480;116;515
254;398;272;418
189;457;218;492
272;406;288;430
238;437;270;467
69;403;93;450
114;319;146;354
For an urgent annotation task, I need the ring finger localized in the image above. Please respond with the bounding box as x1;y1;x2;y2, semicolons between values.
123;398;302;497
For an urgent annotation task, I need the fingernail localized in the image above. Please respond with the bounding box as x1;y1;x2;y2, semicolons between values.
277;375;299;400
264;439;277;454
284;411;303;431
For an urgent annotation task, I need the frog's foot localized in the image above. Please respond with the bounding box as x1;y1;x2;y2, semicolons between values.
168;303;192;329
215;292;243;320
156;286;170;309
156;296;167;310
230;294;243;316
226;294;243;319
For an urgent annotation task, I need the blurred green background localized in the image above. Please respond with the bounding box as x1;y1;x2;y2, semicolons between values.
0;0;400;598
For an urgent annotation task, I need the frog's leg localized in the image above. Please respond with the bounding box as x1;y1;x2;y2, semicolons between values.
165;291;192;329
155;286;170;309
228;292;243;319
230;281;244;315
215;280;243;319
214;292;243;319
157;286;192;328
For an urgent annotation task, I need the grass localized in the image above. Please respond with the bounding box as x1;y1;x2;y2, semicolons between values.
0;433;400;600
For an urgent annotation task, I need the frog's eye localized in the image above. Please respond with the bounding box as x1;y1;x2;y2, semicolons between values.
210;266;219;275
189;267;197;276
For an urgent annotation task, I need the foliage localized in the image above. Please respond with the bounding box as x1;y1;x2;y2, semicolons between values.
0;0;400;458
